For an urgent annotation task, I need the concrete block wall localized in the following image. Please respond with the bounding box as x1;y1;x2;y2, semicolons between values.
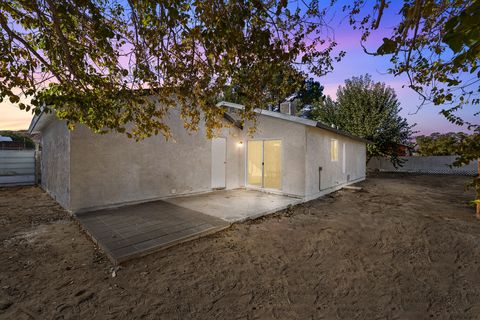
368;156;478;175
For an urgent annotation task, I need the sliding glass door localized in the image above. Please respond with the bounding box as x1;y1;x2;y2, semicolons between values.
247;140;263;187
247;140;282;190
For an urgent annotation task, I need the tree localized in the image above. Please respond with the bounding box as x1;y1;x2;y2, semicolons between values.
0;0;341;139
452;129;480;218
297;78;324;107
310;95;337;125
219;70;324;118
0;131;35;149
345;0;479;130
311;74;415;166
221;63;306;110
416;132;468;156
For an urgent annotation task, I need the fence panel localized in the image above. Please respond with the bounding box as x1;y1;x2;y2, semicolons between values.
368;156;478;176
0;150;36;186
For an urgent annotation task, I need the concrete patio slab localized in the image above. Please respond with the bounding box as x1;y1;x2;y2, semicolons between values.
76;200;229;264
165;189;302;222
76;189;301;264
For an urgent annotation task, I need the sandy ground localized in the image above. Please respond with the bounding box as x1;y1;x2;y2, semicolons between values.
1;173;480;319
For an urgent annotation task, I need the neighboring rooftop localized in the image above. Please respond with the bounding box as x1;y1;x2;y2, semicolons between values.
0;136;13;142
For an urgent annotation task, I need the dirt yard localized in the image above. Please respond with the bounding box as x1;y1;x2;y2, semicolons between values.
1;174;480;319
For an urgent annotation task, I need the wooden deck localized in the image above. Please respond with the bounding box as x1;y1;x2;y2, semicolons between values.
76;200;229;264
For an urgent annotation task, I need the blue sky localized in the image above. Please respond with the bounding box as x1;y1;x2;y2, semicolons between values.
318;0;478;135
0;1;477;134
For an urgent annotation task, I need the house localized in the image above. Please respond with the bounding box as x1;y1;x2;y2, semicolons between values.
0;133;35;150
395;143;415;157
28;101;368;213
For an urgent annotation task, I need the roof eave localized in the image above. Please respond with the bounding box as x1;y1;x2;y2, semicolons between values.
216;101;370;144
314;122;372;144
28;111;55;134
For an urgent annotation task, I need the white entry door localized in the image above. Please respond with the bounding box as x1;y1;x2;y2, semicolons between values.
211;137;226;189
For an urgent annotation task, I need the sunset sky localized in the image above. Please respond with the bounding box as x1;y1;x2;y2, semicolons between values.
1;1;477;134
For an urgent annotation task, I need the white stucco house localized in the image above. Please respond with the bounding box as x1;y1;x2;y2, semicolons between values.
28;101;368;213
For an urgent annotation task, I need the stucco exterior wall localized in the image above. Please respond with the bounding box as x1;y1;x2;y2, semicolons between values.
41;120;70;208
70;109;211;212
40;104;366;212
305;127;366;200
68;109;308;212
241;115;307;197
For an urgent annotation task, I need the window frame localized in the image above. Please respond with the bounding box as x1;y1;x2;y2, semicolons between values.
330;139;339;162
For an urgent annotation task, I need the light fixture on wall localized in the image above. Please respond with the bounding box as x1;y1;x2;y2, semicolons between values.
237;141;244;147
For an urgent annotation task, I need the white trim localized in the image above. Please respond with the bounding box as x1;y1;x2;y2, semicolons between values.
218;101;317;127
330;139;338;162
211;137;227;189
28;112;56;133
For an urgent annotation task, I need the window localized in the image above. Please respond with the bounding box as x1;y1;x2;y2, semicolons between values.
330;139;338;162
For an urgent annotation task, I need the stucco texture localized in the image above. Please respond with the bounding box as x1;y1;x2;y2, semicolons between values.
69;109;241;212
241;115;307;197
39;107;366;213
305;127;366;200
40;120;70;208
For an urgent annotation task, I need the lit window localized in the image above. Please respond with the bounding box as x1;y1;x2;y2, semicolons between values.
331;139;338;162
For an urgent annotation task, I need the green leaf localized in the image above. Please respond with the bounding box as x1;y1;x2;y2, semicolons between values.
376;38;397;55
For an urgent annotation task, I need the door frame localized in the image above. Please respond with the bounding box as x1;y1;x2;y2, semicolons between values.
245;138;283;191
211;137;227;189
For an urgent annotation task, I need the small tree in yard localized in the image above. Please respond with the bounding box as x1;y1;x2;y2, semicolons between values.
311;74;415;167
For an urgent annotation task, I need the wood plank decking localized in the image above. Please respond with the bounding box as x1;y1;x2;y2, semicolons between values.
76;200;229;263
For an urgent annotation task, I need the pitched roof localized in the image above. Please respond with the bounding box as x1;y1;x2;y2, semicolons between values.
28;111;54;134
216;101;370;144
0;136;13;142
29;100;370;144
